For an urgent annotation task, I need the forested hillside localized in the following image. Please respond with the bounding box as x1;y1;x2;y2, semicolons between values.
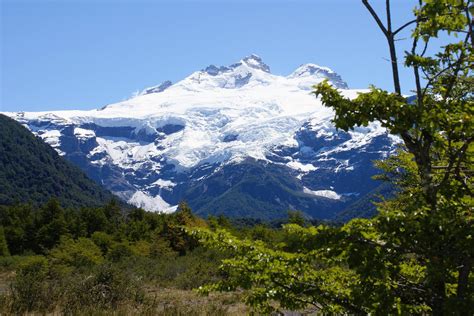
0;114;118;208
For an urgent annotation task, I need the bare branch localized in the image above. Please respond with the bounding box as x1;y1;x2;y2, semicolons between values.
362;0;402;94
362;0;388;36
386;0;392;33
420;38;430;57
410;36;423;110
393;19;419;35
464;2;474;47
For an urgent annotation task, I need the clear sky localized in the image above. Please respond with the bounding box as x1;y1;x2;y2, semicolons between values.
1;0;421;112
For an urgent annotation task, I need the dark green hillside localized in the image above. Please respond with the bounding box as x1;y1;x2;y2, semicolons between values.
333;182;394;222
0;114;118;208
184;159;342;220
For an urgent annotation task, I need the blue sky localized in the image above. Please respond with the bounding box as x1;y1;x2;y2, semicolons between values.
1;0;420;112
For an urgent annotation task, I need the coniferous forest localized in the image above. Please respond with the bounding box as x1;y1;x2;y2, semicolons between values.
1;0;473;314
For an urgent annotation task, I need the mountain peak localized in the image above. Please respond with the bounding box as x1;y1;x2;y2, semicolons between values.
202;54;270;76
187;54;273;89
203;64;230;76
289;63;335;78
131;56;346;96
241;54;270;73
288;63;348;89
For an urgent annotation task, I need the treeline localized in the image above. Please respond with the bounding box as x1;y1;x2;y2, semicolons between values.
0;199;205;256
0;199;313;257
0;199;305;314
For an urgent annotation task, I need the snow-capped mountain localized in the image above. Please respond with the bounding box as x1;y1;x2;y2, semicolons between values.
4;54;396;220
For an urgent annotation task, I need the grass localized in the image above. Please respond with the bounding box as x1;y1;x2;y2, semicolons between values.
0;270;250;315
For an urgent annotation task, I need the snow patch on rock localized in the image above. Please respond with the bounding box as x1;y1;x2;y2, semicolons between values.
128;191;174;213
287;160;318;172
303;187;341;200
74;128;96;139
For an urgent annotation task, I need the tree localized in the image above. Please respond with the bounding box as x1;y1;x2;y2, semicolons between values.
163;202;206;255
191;1;473;314
287;210;306;226
35;199;69;251
102;199;123;233
78;207;108;237
0;204;35;254
314;0;473;312
175;201;195;225
0;226;10;256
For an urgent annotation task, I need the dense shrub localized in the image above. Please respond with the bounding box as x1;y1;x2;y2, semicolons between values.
10;256;56;312
91;231;115;254
49;236;104;269
62;263;145;313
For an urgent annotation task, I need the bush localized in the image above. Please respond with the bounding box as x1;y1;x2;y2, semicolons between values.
5;257;146;314
62;263;145;313
10;256;57;312
49;236;104;269
107;242;135;262
150;235;177;259
160;247;223;289
0;255;27;270
130;240;152;257
91;231;115;254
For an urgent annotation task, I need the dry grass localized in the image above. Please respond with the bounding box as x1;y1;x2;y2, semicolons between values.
0;277;251;316
143;287;250;315
0;270;14;295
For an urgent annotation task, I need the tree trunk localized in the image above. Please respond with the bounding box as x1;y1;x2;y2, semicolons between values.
387;34;401;95
457;258;472;311
431;277;446;316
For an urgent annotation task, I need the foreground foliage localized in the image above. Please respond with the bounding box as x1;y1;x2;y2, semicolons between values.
0;200;236;314
0;199;299;314
192;0;473;314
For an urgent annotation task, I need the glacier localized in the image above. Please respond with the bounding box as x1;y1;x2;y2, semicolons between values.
4;54;396;220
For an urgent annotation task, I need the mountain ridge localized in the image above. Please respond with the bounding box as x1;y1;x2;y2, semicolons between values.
0;114;119;208
3;55;396;219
